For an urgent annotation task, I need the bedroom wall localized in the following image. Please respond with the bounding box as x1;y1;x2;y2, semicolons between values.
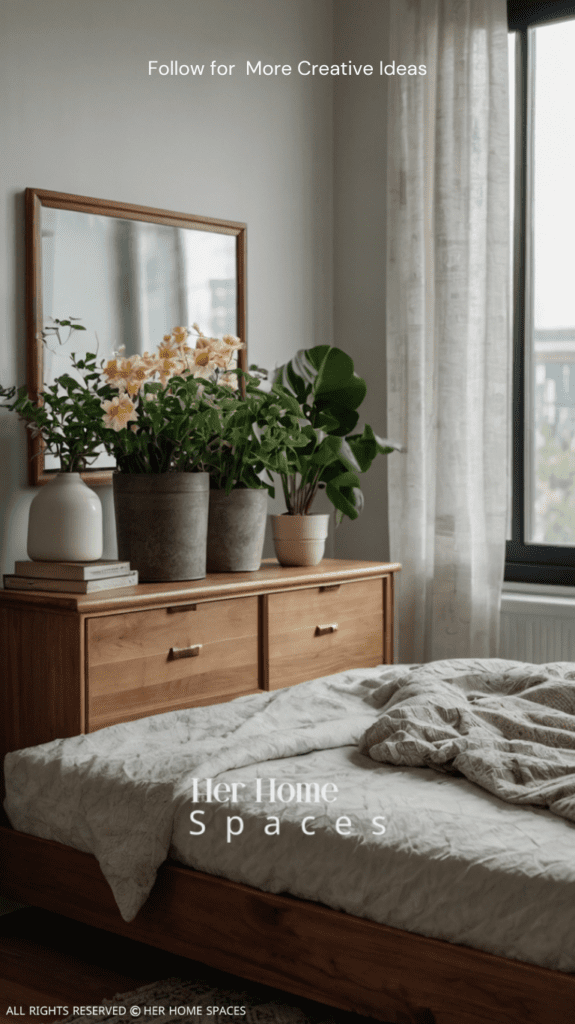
0;0;335;574
332;0;391;563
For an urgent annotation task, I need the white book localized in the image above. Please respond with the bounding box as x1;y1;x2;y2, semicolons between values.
13;559;132;581
3;570;139;594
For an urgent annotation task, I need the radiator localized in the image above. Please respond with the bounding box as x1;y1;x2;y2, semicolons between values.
500;584;575;662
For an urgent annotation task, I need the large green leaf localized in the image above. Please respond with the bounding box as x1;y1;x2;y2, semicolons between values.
316;406;359;436
325;470;362;520
311;346;367;411
309;434;342;466
275;346;366;435
269;346;402;520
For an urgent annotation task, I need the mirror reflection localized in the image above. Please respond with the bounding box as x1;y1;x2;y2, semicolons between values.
42;208;237;380
27;190;246;482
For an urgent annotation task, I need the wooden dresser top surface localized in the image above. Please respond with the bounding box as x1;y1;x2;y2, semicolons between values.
0;558;401;615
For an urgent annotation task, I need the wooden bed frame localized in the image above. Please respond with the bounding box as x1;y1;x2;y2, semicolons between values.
2;813;575;1024
2;561;574;1023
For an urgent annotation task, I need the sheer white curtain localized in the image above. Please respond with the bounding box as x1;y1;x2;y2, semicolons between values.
386;0;510;662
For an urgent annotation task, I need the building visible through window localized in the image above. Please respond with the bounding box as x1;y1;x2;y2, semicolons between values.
507;5;575;582
530;19;575;546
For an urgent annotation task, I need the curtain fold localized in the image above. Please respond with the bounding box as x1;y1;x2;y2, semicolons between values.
386;0;510;662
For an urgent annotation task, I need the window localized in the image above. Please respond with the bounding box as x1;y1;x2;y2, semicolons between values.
507;0;575;584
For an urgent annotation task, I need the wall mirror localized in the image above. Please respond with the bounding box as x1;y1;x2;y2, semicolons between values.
26;188;247;485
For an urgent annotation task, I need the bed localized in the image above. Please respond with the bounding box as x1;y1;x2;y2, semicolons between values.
4;653;575;1024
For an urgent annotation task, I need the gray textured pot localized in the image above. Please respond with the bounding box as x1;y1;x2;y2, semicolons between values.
113;472;209;581
206;488;268;572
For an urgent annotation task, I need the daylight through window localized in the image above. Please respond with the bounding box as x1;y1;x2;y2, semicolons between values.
507;6;575;583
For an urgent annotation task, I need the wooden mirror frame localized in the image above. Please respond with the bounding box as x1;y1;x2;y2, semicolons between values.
25;188;247;486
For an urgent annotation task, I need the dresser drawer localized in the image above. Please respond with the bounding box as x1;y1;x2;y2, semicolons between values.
267;579;384;689
86;597;258;730
1;559;398;756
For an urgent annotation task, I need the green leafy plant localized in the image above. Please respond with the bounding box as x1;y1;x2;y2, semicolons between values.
204;373;309;494
0;319;109;472
0;322;250;475
96;363;222;474
0;319;310;482
272;346;403;520
94;326;309;480
94;324;249;473
100;368;308;481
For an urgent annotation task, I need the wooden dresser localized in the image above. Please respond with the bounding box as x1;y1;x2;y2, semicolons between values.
0;558;400;756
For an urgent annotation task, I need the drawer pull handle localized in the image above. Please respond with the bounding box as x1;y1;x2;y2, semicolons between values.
319;584;340;593
167;604;197;613
315;623;338;636
169;644;202;660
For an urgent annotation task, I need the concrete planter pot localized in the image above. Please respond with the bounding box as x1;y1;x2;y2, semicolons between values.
206;488;268;572
271;513;330;567
113;472;209;581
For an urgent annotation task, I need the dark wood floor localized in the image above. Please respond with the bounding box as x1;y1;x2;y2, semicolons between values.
0;907;375;1024
0;905;204;1023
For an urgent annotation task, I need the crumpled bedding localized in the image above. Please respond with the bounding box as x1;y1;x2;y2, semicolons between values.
5;656;575;974
360;659;575;822
4;668;382;922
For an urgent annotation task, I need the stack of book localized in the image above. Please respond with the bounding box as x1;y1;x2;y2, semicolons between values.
3;560;139;593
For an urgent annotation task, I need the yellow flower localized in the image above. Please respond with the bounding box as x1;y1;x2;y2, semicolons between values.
222;335;243;351
219;371;239;390
185;348;218;379
209;339;238;369
157;356;185;385
168;326;193;356
194;350;210;367
124;359;150;396
157;338;179;360
101;358;126;386
102;355;154;396
101;395;138;431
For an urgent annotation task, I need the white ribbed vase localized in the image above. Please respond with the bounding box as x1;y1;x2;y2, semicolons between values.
27;473;103;561
271;513;330;567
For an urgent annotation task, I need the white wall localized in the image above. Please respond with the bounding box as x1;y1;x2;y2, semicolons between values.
0;0;335;574
332;0;390;563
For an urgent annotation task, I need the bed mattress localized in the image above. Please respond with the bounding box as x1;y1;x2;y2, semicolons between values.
5;659;575;972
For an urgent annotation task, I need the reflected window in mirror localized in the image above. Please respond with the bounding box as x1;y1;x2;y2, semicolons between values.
26;189;246;484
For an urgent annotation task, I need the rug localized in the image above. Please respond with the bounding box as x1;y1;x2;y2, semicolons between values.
66;974;384;1024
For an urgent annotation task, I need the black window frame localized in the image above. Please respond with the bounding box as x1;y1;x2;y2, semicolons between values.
506;0;575;585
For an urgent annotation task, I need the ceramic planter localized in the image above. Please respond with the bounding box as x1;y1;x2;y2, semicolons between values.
271;513;330;567
27;472;103;562
206;488;268;572
113;472;209;581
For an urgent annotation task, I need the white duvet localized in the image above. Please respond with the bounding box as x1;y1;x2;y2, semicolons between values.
5;659;575;972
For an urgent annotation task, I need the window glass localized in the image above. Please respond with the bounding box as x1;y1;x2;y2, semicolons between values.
507;31;515;541
529;18;575;544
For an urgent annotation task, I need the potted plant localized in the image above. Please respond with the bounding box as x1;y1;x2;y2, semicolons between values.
95;324;309;578
267;345;402;566
0;319;106;562
0;320;248;579
94;325;245;581
202;372;309;572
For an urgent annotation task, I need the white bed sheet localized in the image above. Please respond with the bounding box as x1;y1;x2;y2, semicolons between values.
5;660;575;972
170;743;575;973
